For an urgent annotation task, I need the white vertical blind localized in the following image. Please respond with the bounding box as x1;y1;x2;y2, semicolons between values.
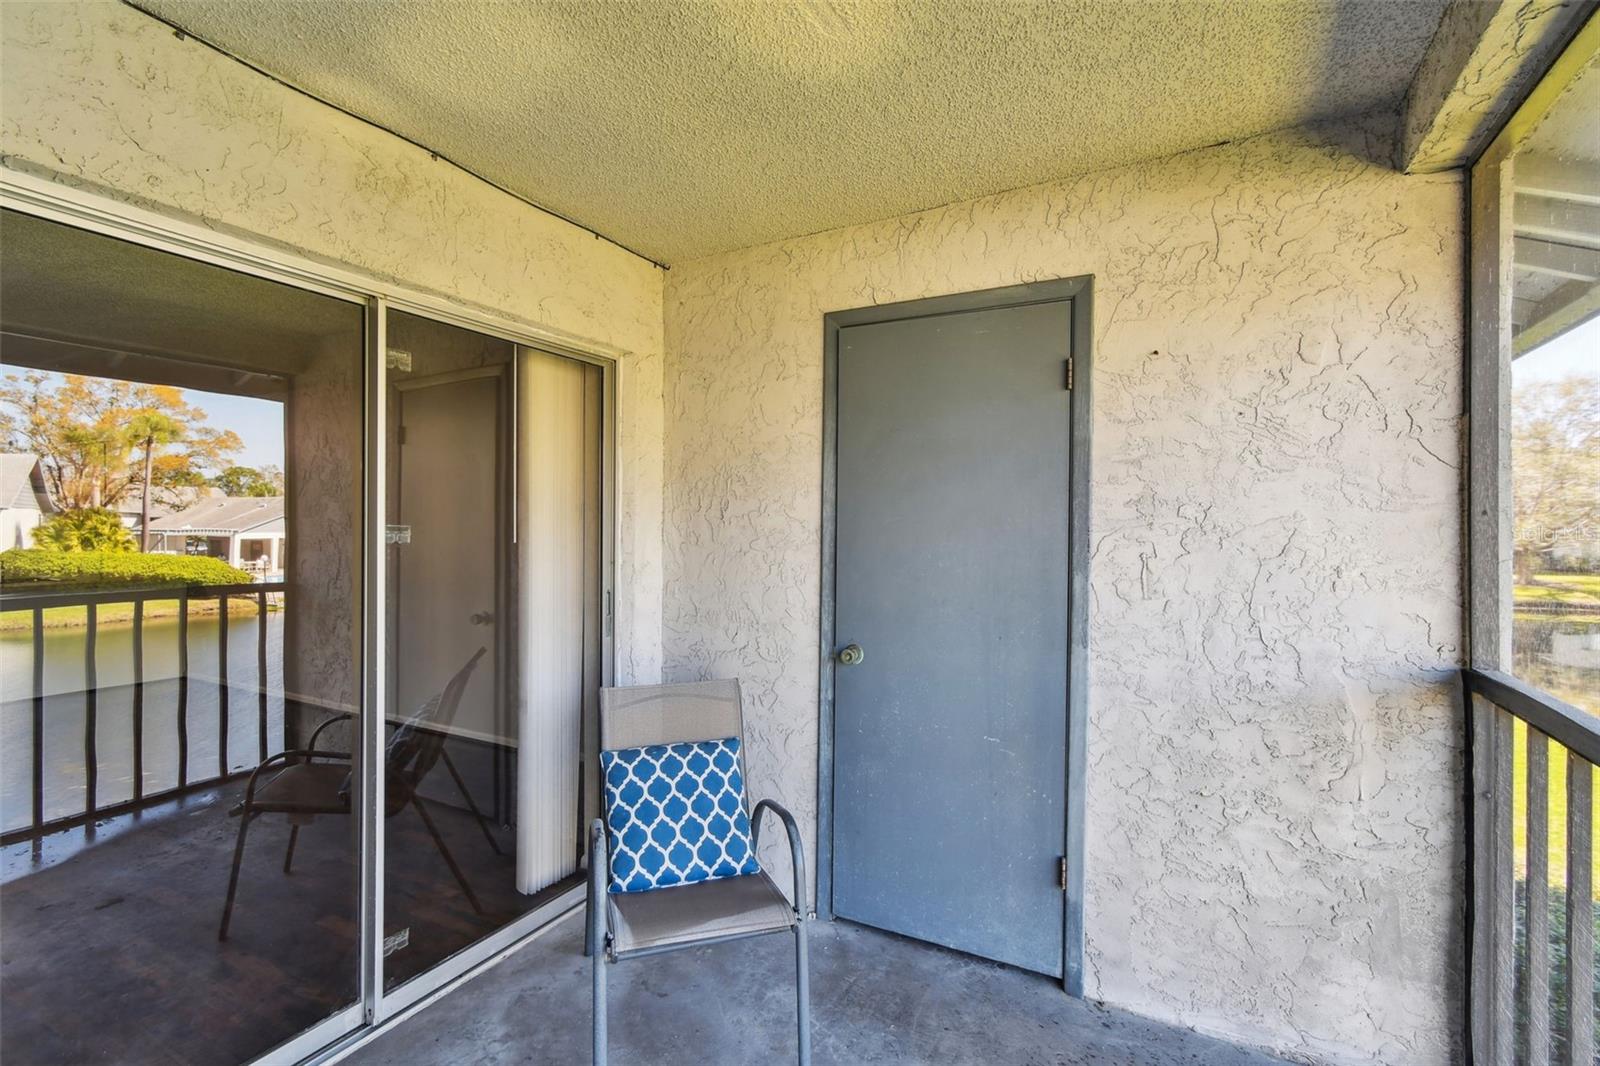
516;348;587;894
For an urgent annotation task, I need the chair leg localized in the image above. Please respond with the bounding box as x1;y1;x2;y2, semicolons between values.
592;922;607;1066
412;795;484;915
795;919;811;1066
583;871;597;958
218;809;257;941
283;824;299;874
441;747;504;856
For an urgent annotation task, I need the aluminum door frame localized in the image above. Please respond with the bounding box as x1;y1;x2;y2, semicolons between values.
0;172;622;1064
816;276;1093;995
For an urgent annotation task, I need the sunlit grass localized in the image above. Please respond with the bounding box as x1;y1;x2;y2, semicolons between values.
1512;718;1600;901
1515;573;1600;617
0;598;263;632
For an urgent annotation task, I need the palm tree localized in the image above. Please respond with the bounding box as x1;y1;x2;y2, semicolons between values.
124;412;183;551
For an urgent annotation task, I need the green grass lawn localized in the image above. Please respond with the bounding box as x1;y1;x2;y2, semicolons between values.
1513;716;1600;900
1515;572;1600;615
0;597;263;631
1544;573;1600;597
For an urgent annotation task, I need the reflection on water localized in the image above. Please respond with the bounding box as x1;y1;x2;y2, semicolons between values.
1514;615;1600;718
0;612;284;833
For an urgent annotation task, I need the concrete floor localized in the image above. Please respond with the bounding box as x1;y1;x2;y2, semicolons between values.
350;912;1288;1065
1;754;546;1066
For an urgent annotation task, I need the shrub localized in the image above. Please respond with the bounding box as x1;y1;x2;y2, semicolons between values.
33;508;136;552
0;549;251;589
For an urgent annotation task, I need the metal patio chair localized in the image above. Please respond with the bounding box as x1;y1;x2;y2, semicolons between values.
218;647;501;940
587;679;810;1066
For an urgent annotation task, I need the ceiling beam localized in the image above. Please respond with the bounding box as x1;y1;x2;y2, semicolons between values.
1515;193;1600;250
1513;278;1600;356
1515;156;1600;207
1514;237;1600;282
1398;0;1595;173
0;330;291;400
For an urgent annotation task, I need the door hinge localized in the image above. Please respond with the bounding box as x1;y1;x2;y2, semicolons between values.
1064;358;1074;390
1058;856;1069;891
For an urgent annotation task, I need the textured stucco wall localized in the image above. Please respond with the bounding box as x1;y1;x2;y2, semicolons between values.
0;0;665;683
663;118;1465;1064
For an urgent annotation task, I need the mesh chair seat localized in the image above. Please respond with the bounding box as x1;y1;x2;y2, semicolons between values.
246;762;350;814
607;870;796;956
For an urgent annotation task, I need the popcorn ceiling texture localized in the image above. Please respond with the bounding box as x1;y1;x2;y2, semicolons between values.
135;0;1448;264
663;117;1465;1064
0;1;665;685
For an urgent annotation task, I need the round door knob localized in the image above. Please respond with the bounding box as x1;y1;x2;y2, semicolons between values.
836;643;864;666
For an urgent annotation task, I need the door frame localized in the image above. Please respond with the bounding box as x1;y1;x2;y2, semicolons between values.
816;276;1093;995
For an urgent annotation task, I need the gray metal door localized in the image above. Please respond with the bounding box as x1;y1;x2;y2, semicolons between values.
831;299;1071;977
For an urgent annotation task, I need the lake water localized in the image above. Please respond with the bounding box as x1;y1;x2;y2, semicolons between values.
0;611;286;833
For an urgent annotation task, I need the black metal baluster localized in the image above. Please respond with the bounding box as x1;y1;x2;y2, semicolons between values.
132;597;145;802
217;593;229;778
257;589;268;763
84;602;97;825
31;607;44;835
178;590;189;788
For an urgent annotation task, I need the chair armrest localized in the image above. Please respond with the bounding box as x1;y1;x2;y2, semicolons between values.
306;711;357;755
751;798;807;918
589;818;611;951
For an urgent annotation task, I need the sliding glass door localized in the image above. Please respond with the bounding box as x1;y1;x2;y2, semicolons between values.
379;313;605;994
0;209;368;1064
0;206;614;1061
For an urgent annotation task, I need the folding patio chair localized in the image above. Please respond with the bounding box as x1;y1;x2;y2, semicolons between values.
586;679;810;1066
218;647;500;940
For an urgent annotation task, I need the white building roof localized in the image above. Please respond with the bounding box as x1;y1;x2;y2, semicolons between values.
0;453;54;513
148;496;284;537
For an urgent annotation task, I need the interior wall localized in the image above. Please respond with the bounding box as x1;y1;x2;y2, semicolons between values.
0;0;665;687
662;115;1465;1065
283;328;363;722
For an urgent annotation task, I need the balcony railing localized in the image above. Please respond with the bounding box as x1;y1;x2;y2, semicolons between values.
1;581;286;846
1466;667;1599;1065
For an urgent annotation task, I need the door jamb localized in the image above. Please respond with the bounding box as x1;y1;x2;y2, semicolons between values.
815;276;1093;995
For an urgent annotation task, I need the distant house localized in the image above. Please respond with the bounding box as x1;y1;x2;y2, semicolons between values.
116;485;220;540
148;496;285;577
0;453;56;549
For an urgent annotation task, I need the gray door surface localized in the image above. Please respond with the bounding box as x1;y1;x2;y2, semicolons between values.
831;300;1071;977
394;371;507;815
396;373;501;739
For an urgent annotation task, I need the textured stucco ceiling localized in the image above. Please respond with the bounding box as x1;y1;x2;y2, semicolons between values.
1;209;360;390
136;0;1449;264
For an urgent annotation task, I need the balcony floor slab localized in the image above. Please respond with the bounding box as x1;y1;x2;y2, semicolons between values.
349;910;1288;1065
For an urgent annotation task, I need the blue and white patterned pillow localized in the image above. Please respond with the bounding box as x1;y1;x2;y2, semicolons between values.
600;737;761;894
